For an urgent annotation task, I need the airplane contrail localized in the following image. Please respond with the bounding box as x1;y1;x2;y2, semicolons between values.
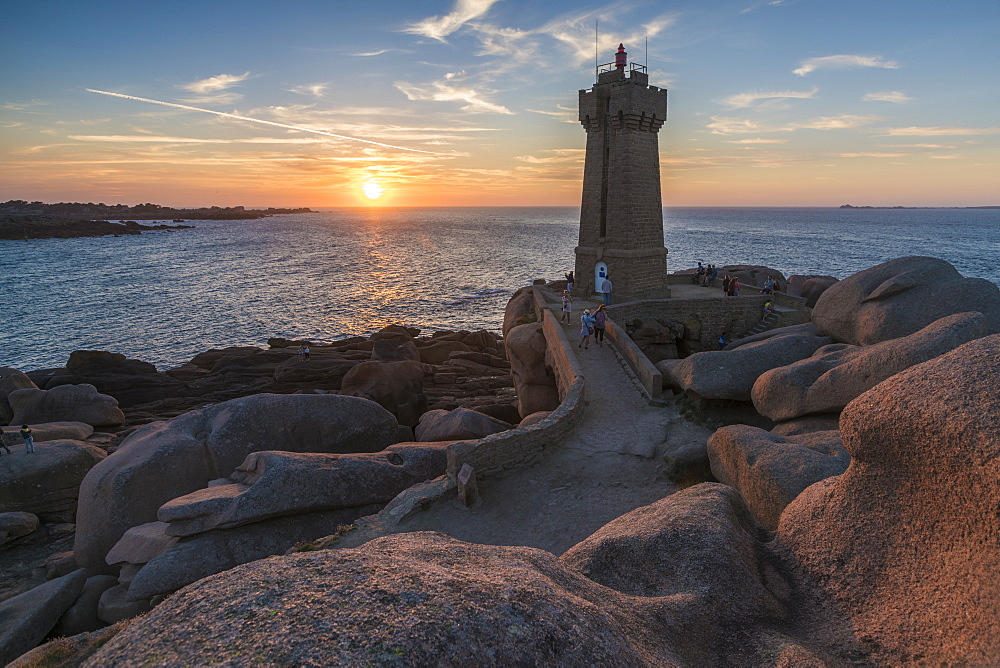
86;88;439;155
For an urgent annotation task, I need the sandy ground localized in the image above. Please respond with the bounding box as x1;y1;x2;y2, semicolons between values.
397;298;712;555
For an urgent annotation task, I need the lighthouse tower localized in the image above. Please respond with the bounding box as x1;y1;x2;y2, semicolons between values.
575;44;670;301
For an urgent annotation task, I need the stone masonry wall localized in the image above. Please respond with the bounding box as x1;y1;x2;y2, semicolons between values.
609;296;787;352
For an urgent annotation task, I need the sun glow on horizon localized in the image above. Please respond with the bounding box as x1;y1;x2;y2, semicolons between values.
362;179;385;200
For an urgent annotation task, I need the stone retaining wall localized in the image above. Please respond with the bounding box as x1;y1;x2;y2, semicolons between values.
605;318;662;400
446;295;586;479
608;295;807;351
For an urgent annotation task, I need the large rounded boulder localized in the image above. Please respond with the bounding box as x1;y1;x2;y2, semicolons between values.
41;351;187;408
74;394;399;572
504;322;559;418
339;360;431;428
85;532;650;667
0;367;38;424
0;440;107;522
8;384;125;428
776;334;1000;665
707;426;848;530
658;330;832;402
415;407;512;442
752;311;989;421
811;256;1000;345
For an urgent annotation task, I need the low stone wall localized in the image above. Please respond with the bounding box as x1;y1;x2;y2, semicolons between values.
447;300;585;479
605;319;662;400
609;296;774;349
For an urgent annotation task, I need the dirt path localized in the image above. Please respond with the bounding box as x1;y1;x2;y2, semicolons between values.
396;301;711;555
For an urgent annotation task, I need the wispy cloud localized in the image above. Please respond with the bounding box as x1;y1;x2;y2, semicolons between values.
793;55;898;76
180;72;251;94
67;134;333;144
706;116;765;134
931;154;960;159
525;105;577;123
880;126;1000;136
394;80;513;114
789;114;880;130
839;152;907;158
287;84;328;98
707;113;879;134
355;49;390;57
717;87;818;109
863;90;911;103
542;10;677;64
876;143;955;149
723;138;790;144
404;0;502;42
179;92;244;106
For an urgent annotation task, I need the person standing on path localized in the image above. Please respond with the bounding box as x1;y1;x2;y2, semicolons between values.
579;309;596;349
732;277;740;296
303;345;310;361
565;271;574;296
600;276;613;306
593;304;608;346
722;275;731;295
20;425;34;453
561;290;573;324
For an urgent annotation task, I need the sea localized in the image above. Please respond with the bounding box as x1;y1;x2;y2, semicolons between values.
2;206;998;372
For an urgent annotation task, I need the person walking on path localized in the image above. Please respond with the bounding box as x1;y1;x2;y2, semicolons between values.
593;304;608;346
564;271;574;296
560;290;573;324
600;276;613;306
579;309;596;349
20;425;34;453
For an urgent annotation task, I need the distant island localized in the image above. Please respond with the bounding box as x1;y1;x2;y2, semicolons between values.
0;200;316;240
839;204;1000;209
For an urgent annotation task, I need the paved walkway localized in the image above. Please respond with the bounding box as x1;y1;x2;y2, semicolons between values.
396;294;712;555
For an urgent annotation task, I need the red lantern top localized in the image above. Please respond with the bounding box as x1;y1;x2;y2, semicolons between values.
615;43;627;71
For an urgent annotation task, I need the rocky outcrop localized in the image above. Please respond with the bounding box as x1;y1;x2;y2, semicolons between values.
0;440;107;522
86;485;848;666
502;286;537;337
786;275;838;308
0;512;40;547
657;330;832;402
339;360;431;428
1;421;93;443
414;407;512;442
39;351;187;408
753;311;989;421
74;394;399;572
811;256;1000;345
50;574;119;637
776;334;1000;665
88;532;655;666
0;367;37;424
8;384;125;427
156;444;450;538
505;322;559;418
708;427;848;530
0;569;88;666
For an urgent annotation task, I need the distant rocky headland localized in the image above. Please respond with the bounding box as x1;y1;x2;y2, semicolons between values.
0;200;315;240
839;203;1000;209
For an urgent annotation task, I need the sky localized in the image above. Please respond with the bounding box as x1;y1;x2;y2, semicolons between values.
2;0;999;207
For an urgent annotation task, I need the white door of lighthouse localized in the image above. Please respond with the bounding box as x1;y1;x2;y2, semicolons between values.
594;262;608;296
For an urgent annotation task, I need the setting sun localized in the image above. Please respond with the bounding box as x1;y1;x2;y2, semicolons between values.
362;180;384;200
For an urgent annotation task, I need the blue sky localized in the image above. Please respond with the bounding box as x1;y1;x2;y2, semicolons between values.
2;0;998;206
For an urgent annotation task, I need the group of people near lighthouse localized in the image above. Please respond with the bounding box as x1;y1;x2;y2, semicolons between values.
561;271;612;349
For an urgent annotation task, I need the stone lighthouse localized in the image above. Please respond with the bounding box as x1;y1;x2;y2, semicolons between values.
575;43;670;301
